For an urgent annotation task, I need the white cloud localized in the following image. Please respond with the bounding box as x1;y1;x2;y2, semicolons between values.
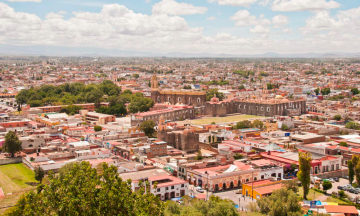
208;0;258;7
250;25;270;33
207;16;217;20
7;0;41;2
1;2;360;55
272;14;289;27
152;0;207;16
282;28;292;33
58;11;67;15
271;0;341;12
230;10;270;26
46;12;64;19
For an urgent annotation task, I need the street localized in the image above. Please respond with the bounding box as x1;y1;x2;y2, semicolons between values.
188;185;255;211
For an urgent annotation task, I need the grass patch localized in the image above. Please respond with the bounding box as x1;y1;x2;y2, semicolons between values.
0;163;36;214
325;196;349;205
297;187;324;200
0;163;36;194
191;115;264;125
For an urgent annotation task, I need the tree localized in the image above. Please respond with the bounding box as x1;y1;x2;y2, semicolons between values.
297;152;312;200
339;141;348;147
256;187;301;216
206;89;224;101
322;181;332;193
2;131;22;157
338;190;346;198
346;121;360;130
164;195;238;216
195;150;203;160
333;115;342;121
140;120;155;137
281;124;289;131
61;105;82;115
233;153;244;160
252;120;264;129
314;88;320;95
352;155;360;186
133;74;139;79
238;85;245;90
283;180;299;193
348;160;355;184
34;166;45;183
5;162;164;216
351;88;360;95
234;120;252;129
94;126;102;132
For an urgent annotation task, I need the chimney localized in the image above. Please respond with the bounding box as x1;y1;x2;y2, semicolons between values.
267;151;271;155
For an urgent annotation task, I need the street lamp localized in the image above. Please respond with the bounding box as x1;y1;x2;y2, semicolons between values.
239;197;241;212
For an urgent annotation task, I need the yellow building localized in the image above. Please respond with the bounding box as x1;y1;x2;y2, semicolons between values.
242;179;283;199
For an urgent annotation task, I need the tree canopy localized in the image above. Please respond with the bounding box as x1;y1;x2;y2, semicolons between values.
2;131;22;157
140;120;155;137
5;162;164;216
206;89;224;101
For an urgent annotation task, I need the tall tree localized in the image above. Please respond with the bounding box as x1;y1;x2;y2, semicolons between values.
348;160;355;184
352;155;360;186
2;131;22;157
139;120;155;137
297;152;312;200
34;166;45;183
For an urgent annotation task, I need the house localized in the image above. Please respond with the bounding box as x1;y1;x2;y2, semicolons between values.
324;205;358;216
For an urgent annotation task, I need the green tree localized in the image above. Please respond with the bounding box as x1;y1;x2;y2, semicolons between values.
133;74;139;79
281;124;289;131
140;120;155;137
61;105;82;115
333;115;342;121
346;121;360;130
283;180;299;193
94;126;102;132
297;152;312;200
322;181;332;193
351;88;359;95
238;85;245;90
195;150;203;160
206;89;224;101
252;120;264;129
235;120;252;129
348;160;355;184
34;166;45;183
339;141;348;147
256;187;302;216
2;131;22;157
233;153;244;160
5;162;164;216
314;88;320;95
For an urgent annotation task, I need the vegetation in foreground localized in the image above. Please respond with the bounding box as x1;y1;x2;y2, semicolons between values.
4;162;239;216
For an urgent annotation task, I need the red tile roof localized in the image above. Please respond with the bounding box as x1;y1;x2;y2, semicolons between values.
324;205;358;214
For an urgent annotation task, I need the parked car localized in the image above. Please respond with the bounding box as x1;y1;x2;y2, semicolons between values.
236;190;242;194
334;177;339;182
338;186;345;190
343;176;349;180
329;178;335;183
195;187;204;193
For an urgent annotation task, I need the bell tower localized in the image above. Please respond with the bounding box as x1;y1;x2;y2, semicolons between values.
151;72;160;103
151;72;158;89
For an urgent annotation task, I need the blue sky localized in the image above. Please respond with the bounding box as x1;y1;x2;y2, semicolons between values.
0;0;360;54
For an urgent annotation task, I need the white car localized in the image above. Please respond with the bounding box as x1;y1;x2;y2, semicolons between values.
195;187;205;193
329;178;335;183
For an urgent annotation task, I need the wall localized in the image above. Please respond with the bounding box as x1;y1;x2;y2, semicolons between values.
313;168;348;179
0;157;22;165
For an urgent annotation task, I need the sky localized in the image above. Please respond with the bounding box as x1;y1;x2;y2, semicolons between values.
0;0;360;55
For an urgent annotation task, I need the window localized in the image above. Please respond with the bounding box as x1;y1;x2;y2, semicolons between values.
181;184;184;187
239;105;241;109
165;187;169;190
171;186;174;189
178;97;181;102
261;107;264;111
197;98;201;103
261;175;264;179
336;164;339;170
267;107;270;112
157;188;160;192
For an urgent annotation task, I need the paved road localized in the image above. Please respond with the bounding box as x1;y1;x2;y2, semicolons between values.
188;185;255;211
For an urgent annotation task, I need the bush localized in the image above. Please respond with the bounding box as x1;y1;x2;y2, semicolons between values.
94;126;102;132
338;190;346;198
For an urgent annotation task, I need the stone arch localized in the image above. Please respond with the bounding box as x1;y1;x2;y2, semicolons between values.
178;97;181;103
267;107;270;112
